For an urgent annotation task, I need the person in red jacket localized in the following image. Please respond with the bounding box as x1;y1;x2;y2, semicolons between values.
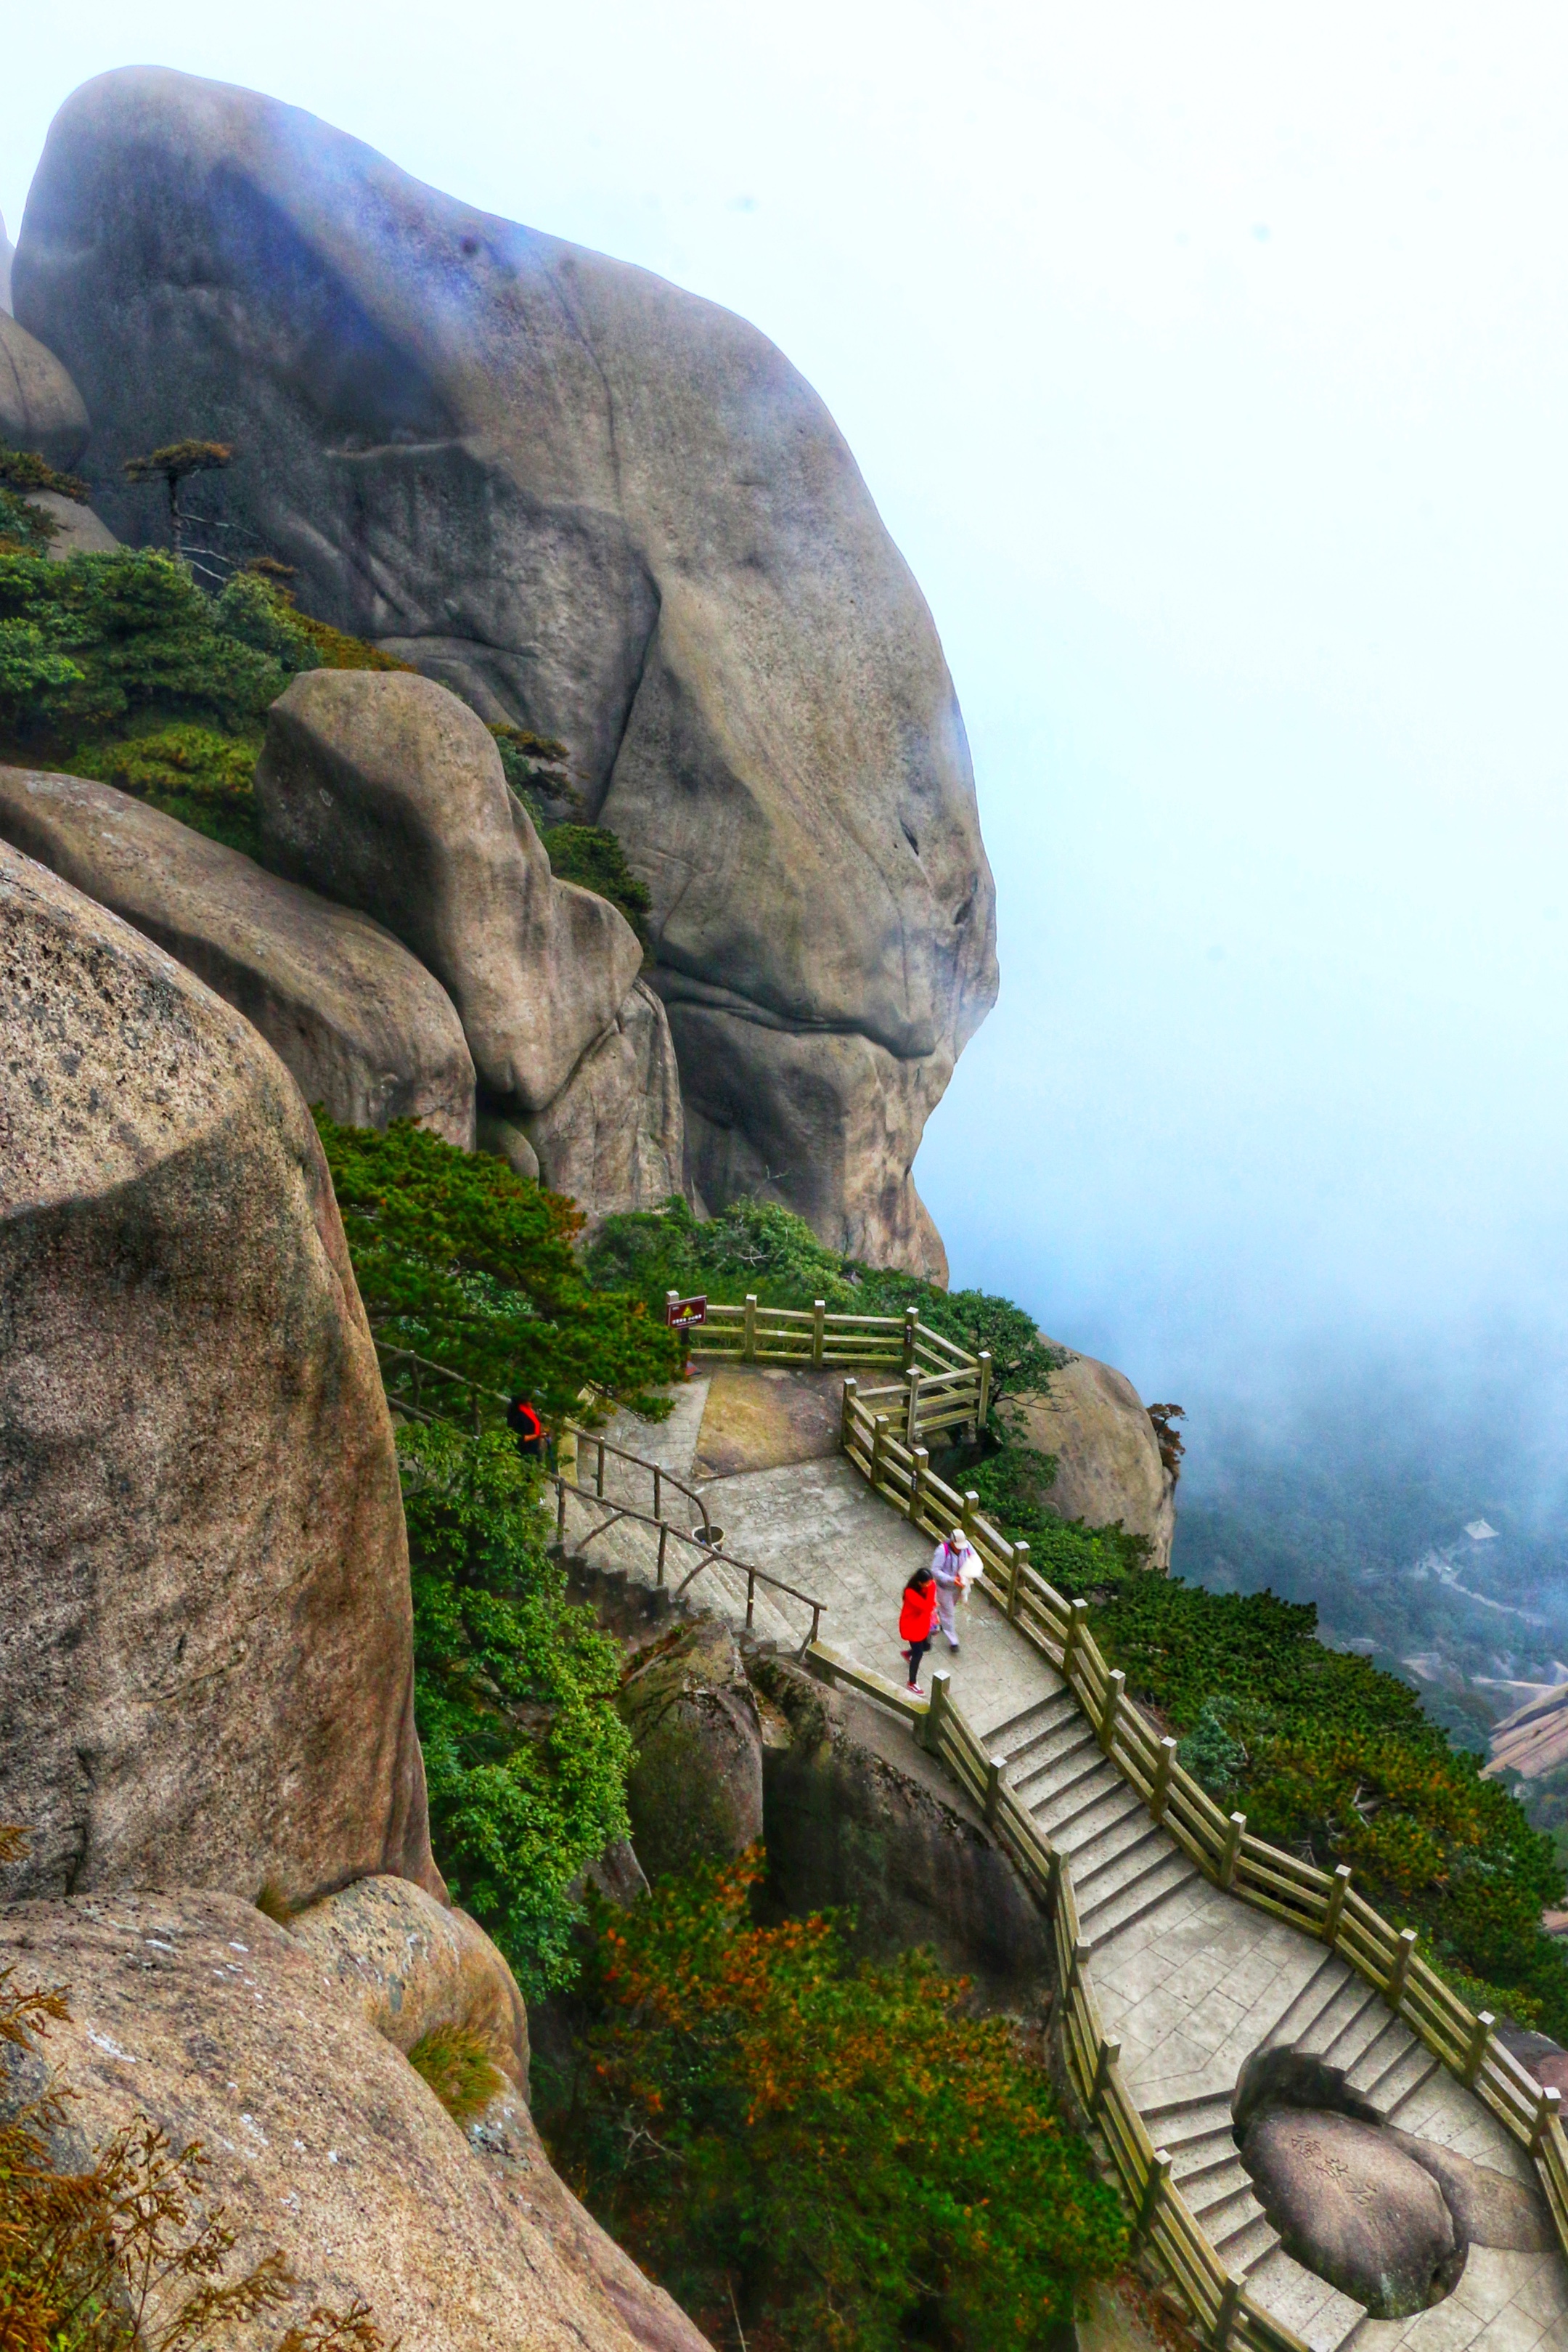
899;1565;939;1694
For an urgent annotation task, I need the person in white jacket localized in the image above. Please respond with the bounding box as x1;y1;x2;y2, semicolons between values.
930;1527;976;1652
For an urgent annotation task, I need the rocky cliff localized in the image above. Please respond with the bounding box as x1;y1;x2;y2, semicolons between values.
15;64;997;1276
1018;1336;1177;1569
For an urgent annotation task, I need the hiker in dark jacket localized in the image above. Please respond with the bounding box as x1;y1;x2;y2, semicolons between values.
507;1394;545;1464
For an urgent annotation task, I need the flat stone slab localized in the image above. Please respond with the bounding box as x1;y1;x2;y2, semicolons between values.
692;1362;845;1478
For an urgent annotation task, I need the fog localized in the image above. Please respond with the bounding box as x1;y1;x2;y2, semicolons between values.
10;2;1568;1622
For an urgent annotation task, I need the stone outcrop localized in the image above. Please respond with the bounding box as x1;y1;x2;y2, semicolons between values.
17;64;997;1275
1241;2108;1464;2319
288;1873;530;2093
753;1656;1051;2001
0;306;89;468
0;1889;709;2352
617;1620;764;1882
31;488;120;557
0;210;12;313
1016;1336;1177;1568
256;671;642;1116
525;977;684;1218
0;765;476;1144
0;840;438;1905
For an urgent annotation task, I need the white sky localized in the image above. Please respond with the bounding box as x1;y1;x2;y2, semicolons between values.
9;1;1568;1423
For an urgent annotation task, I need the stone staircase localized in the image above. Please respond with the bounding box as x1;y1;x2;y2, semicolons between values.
986;1688;1521;2352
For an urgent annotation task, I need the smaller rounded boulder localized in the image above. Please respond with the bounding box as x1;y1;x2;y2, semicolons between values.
0;309;89;468
1241;2107;1466;2319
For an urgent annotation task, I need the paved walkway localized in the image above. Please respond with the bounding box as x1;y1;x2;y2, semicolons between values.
572;1366;1568;2352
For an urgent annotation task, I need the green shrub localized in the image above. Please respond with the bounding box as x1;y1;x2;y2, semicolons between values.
0;441;89;501
0;488;61;556
400;1423;634;1995
541;822;652;945
539;1850;1127;2351
71;722;261;855
314;1111;678;1419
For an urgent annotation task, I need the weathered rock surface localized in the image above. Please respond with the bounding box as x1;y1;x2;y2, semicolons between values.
0;841;437;1905
254;670;642;1115
0;765;475;1144
0;1889;709;2352
0;210;12;313
1387;2128;1553;2253
753;1657;1051;2000
0;306;89;467
618;1620;763;1882
289;1873;529;2093
30;487;120;557
524;977;685;1221
1241;2107;1465;2318
17;65;997;1274
1016;1335;1176;1569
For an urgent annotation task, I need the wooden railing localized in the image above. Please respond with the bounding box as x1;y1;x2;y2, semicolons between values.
684;1295;992;1445
374;1342;827;1647
803;1640;1312;2352
833;1377;1568;2279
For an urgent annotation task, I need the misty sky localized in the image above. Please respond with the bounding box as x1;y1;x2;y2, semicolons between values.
9;3;1568;1459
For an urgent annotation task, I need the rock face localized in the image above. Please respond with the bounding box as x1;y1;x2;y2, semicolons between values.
0;1889;709;2352
617;1620;764;1882
0;841;438;1905
256;671;642;1118
1016;1337;1176;1568
526;977;684;1218
0;306;89;468
754;1657;1051;2001
288;1873;530;2093
0;209;12;313
16;65;997;1275
1241;2108;1465;2319
30;488;120;557
0;765;476;1144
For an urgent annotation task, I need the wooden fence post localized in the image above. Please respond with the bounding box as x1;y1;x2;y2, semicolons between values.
1008;1539;1029;1621
1151;1737;1177;1823
743;1294;758;1362
1464;2009;1495;2087
1220;1812;1246;1890
1062;1596;1089;1683
871;1414;889;1488
1215;2279;1241;2351
1386;1926;1418;2013
923;1669;951;1756
1139;2149;1172;2237
962;1489;979;1539
1323;1863;1352;1947
812;1298;826;1367
902;1306;920;1367
905;1367;923;1445
984;1754;1006;1825
910;1445;929;1524
555;1477;567;1544
1100;1669;1125;1755
841;1378;858;1450
1091;2037;1121;2112
1067;1936;1090;1994
976;1349;992;1432
1534;2086;1562;2155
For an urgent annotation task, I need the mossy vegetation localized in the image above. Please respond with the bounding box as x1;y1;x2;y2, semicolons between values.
537;1849;1127;2351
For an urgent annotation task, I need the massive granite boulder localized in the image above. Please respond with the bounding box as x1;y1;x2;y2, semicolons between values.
0;1889;709;2352
0;306;89;468
0;840;438;1905
1016;1337;1177;1569
1241;2108;1464;2319
0;764;476;1144
617;1619;764;1882
254;669;640;1112
15;65;997;1276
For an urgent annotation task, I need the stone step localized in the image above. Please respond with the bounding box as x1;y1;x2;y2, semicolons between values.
1292;1971;1381;2059
1266;1950;1352;2051
1081;1845;1202;1949
1049;1779;1148;1858
1171;2134;1246;2197
1014;1735;1112;1818
1154;2099;1240;2167
1185;2157;1256;2225
1244;2245;1367;2352
989;1690;1079;1762
1210;2205;1278;2275
1073;1820;1173;1910
1316;1987;1396;2078
1350;2030;1439;2120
